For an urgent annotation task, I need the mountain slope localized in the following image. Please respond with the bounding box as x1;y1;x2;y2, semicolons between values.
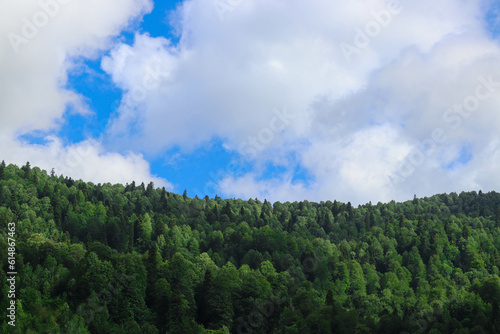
1;161;499;333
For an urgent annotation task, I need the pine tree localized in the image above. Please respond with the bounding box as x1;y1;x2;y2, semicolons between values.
325;289;334;306
0;160;5;180
222;201;233;221
495;206;500;227
145;182;154;197
196;270;214;326
22;161;31;176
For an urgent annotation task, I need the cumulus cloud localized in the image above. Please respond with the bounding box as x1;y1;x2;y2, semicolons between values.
0;134;171;188
100;0;500;204
219;125;413;204
0;0;172;187
220;38;500;204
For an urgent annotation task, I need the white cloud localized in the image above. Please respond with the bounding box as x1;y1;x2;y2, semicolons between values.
219;37;500;204
0;134;172;188
219;125;413;204
100;0;500;204
0;0;171;187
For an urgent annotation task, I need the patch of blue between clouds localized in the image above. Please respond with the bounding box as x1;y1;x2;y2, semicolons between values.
17;56;121;146
151;138;250;198
17;131;51;146
254;161;315;188
445;146;473;170
257;164;288;181
152;136;315;200
61;57;122;144
291;165;315;187
140;0;183;45
486;1;500;39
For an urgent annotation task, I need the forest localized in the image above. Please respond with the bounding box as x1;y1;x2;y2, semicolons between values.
0;161;499;333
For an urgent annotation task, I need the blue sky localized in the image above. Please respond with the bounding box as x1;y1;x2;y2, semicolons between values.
2;0;500;205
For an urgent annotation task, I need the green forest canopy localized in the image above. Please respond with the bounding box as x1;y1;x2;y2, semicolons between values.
0;161;499;333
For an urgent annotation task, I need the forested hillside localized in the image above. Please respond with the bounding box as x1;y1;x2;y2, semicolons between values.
1;161;499;333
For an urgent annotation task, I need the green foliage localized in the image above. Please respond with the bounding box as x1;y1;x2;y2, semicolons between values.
0;162;499;332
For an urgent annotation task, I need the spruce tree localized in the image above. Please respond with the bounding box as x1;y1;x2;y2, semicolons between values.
0;160;5;180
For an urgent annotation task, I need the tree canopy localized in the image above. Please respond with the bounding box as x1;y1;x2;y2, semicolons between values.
1;161;500;333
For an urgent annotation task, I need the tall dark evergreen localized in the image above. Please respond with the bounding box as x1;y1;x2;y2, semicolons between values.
0;160;5;180
21;161;31;176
